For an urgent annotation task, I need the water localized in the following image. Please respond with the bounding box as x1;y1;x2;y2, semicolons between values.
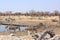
0;25;7;32
0;25;26;32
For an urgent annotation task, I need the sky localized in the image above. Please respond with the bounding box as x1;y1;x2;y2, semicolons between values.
0;0;60;12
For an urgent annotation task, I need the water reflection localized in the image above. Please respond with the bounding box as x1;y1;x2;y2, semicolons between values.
0;25;7;32
0;25;26;32
20;27;26;31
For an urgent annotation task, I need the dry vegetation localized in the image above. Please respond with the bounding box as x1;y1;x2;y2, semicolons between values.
0;10;60;40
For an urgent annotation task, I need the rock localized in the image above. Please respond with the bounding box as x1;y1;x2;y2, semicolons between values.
0;35;20;40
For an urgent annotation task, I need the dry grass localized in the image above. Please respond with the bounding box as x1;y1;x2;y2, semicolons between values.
0;16;60;40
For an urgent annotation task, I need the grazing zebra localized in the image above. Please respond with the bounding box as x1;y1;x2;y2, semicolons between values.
5;25;20;32
33;30;55;40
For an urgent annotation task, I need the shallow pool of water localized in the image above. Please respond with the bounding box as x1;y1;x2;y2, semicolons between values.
0;25;26;32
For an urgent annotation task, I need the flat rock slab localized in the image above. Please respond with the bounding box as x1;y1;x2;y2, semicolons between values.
0;35;20;40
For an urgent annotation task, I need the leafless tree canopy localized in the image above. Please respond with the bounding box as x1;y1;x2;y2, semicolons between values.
0;10;60;16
